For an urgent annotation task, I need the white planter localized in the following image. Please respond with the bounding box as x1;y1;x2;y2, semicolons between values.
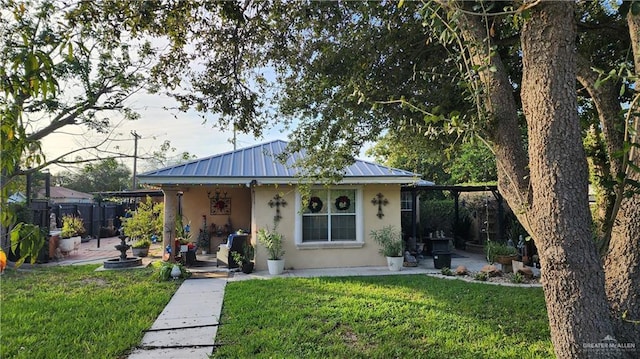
386;256;403;271
59;236;80;253
267;259;285;275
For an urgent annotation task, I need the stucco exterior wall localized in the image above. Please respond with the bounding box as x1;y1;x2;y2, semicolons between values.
179;186;252;253
252;184;403;270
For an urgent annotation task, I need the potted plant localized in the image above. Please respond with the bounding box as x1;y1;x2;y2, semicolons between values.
131;238;151;257
121;196;163;258
370;226;404;271
231;243;255;274
485;240;518;264
257;227;285;275
59;215;84;253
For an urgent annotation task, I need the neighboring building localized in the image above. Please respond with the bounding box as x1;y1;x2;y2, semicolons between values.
138;140;421;270
39;186;94;204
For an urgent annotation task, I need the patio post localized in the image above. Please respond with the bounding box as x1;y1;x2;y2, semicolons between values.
162;188;179;262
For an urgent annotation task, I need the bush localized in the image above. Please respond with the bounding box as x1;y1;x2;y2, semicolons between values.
155;261;191;281
370;226;404;257
132;238;152;248
257;227;285;260
60;215;85;238
485;241;518;263
121;196;163;241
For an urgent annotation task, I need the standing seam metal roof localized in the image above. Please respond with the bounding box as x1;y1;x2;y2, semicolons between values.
138;140;418;183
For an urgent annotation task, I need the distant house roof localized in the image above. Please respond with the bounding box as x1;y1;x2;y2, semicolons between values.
139;140;419;186
8;192;27;203
39;186;94;203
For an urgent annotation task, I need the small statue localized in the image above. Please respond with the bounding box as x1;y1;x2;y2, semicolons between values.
517;235;525;256
49;213;57;231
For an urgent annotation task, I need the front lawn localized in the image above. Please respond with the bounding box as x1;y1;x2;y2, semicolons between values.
214;275;553;358
0;265;180;358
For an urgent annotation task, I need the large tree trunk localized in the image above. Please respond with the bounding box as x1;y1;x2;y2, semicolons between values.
520;2;619;358
603;11;640;352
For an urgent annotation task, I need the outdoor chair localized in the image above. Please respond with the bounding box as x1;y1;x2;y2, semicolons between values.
217;234;248;268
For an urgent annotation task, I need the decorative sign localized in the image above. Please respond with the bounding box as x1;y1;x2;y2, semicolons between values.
371;193;388;219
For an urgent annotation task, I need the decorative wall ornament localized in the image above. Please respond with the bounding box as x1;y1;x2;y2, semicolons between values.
335;196;351;211
268;194;288;223
208;189;231;215
308;196;323;213
371;193;389;219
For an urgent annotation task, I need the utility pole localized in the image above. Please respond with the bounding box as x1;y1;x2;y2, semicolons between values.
131;131;141;190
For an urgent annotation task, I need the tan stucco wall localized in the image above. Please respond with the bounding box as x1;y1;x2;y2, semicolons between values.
252;184;403;270
179;186;252;253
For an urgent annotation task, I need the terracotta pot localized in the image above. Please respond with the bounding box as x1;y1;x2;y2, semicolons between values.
496;255;518;265
49;234;59;259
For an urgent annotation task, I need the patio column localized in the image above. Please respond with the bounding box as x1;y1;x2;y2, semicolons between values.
162;188;179;262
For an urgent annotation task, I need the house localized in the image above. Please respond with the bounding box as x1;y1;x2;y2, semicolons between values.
38;186;94;204
8;192;27;203
138;140;421;270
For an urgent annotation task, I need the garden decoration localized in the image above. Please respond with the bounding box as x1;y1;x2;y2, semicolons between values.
103;234;142;269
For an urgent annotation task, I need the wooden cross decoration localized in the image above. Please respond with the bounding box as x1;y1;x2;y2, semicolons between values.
371;192;388;219
268;194;288;223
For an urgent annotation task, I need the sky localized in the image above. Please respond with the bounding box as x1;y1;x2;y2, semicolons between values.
41;91;291;175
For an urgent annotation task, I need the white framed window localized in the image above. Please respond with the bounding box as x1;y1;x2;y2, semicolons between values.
401;191;413;211
295;187;364;248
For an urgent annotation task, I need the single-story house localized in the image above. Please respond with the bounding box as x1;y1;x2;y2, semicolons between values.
138;140;422;270
38;186;94;204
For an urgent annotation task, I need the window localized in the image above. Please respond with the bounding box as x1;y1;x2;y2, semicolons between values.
296;187;363;246
401;191;413;211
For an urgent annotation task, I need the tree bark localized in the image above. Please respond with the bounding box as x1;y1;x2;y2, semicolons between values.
602;11;640;352
520;2;619;357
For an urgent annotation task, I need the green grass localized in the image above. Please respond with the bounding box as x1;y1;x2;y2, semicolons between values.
0;265;181;358
214;275;553;358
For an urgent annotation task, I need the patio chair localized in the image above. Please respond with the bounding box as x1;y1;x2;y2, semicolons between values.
217;234;248;268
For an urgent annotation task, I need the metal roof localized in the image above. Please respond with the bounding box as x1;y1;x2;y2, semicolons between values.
138;140;420;185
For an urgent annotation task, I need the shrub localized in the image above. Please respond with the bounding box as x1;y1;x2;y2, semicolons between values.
474;272;488;281
61;215;85;238
257;227;285;260
370;226;404;257
121;196;163;241
440;267;453;276
485;240;518;263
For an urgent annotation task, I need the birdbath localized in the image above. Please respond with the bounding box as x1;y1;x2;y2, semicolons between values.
103;235;142;269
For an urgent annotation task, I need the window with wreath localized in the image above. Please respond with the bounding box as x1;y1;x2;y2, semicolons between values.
302;188;357;242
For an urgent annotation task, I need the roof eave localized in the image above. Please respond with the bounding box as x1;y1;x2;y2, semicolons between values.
138;176;418;186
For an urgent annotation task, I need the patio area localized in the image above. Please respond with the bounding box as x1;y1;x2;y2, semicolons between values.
30;236;539;286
